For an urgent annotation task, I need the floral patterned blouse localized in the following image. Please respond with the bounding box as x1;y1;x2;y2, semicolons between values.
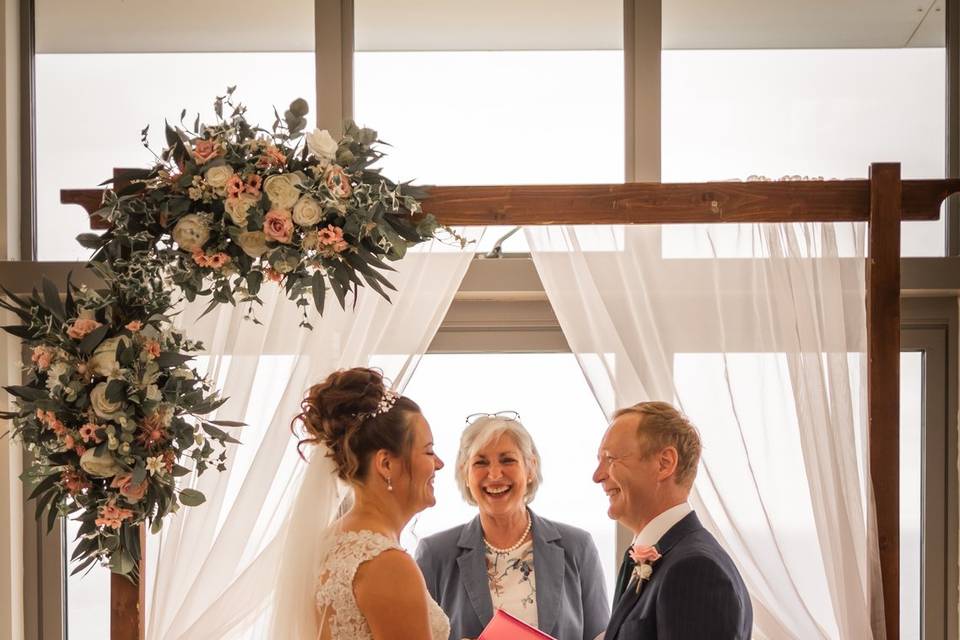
485;539;538;628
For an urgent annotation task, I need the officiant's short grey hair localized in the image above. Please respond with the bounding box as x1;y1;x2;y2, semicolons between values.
455;415;543;506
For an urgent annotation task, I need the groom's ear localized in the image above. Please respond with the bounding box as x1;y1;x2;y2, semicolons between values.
656;446;679;481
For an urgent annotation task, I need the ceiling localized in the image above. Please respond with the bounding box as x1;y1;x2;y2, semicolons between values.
35;0;945;53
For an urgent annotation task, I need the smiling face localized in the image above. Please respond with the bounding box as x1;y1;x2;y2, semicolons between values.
393;413;444;512
466;432;531;520
592;414;663;531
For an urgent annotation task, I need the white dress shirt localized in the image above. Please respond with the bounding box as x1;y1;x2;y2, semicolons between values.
632;502;692;547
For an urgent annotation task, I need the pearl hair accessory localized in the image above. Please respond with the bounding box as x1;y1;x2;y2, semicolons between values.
361;389;399;420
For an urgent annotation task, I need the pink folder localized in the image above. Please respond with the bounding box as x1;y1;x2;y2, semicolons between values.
478;609;557;640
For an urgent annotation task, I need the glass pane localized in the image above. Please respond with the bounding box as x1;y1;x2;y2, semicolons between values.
900;351;923;640
35;52;316;261
369;353;618;596
662;48;945;257
354;50;624;254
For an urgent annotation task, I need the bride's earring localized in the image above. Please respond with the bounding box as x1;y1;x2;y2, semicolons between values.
386;476;393;492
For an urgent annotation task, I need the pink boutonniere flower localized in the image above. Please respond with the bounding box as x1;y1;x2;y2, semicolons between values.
629;544;662;593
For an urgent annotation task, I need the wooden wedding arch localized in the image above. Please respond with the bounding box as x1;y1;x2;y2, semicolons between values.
61;165;960;640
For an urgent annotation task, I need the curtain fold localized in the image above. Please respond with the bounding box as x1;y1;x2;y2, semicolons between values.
145;235;478;640
526;223;881;640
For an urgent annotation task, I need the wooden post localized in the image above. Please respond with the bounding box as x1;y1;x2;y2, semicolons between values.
111;524;145;640
868;162;902;640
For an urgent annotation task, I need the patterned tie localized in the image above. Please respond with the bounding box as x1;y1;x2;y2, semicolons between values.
612;547;636;604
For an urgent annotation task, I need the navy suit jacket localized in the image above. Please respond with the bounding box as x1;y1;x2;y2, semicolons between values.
605;512;752;639
415;510;610;640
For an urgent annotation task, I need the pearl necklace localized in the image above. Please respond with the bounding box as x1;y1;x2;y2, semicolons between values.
483;513;532;554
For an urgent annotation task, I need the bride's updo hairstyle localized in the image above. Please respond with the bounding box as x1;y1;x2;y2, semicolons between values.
295;367;421;483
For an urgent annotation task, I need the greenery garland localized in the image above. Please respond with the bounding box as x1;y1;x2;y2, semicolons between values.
1;90;452;578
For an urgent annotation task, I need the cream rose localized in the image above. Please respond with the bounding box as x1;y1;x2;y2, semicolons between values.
80;449;123;478
205;164;234;189
306;128;339;163
292;196;323;227
237;231;269;258
90;382;124;419
88;336;129;377
224;193;259;226
172;214;210;252
263;174;302;209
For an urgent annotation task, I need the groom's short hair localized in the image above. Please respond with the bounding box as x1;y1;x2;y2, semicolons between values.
614;401;702;487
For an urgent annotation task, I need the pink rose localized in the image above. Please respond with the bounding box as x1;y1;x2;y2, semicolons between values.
193;139;220;165
125;320;142;332
324;165;352;199
629;544;661;564
67;317;102;340
110;474;148;503
263;209;294;244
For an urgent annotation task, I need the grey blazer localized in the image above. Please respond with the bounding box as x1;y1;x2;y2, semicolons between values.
415;510;610;640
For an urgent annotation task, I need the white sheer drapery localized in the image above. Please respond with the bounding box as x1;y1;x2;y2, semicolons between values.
145;237;478;639
526;224;882;640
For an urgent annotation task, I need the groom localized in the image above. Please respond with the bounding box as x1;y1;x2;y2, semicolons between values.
593;401;752;639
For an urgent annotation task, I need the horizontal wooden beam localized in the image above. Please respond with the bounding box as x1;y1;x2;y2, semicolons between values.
60;177;960;230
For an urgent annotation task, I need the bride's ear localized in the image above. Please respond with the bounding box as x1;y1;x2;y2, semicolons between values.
372;448;394;483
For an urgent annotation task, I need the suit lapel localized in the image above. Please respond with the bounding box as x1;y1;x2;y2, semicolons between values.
457;517;494;627
604;512;705;639
530;511;563;638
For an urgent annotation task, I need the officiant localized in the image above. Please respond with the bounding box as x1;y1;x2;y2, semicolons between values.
415;413;609;640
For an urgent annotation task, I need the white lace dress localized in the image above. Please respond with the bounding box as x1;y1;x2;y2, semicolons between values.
315;530;451;640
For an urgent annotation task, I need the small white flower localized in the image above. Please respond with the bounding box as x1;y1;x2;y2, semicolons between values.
146;456;164;476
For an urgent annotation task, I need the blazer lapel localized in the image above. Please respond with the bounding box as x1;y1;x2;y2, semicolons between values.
456;517;494;626
530;511;563;638
604;512;705;639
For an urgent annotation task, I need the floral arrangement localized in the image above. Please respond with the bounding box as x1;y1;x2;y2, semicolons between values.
84;87;455;327
2;90;451;577
0;280;233;577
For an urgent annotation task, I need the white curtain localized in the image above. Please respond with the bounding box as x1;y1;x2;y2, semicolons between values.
526;223;882;640
145;236;478;639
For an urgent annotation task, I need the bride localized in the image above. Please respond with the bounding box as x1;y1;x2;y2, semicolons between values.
272;367;450;639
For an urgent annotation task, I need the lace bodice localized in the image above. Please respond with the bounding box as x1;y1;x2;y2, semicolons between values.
315;530;450;640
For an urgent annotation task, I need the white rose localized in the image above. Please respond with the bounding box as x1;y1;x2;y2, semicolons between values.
88;336;129;377
205;164;234;189
90;382;124;419
292;196;323;227
79;448;123;478
237;231;269;258
263;174;302;209
224;193;259;227
172;214;210;252
306;128;338;162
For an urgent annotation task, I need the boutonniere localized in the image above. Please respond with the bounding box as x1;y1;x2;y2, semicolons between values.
629;544;662;593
